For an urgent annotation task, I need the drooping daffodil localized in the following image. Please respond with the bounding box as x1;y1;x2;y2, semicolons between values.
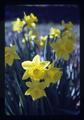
25;81;47;101
5;45;20;67
44;63;62;87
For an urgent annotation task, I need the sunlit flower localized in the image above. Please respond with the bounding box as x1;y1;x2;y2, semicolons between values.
51;37;75;60
25;81;46;101
22;55;50;81
30;13;38;22
5;45;20;67
49;28;61;39
12;18;25;32
44;63;62;87
24;13;38;28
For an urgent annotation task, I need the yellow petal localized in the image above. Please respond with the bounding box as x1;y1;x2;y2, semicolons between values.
26;82;32;87
22;70;29;80
31;89;46;101
25;89;31;95
5;53;14;66
40;61;50;68
33;55;40;63
21;61;33;70
7;58;14;66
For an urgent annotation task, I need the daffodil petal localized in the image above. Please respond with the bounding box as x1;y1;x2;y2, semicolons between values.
21;61;32;70
8;58;14;66
26;82;32;87
31;89;46;101
14;53;20;59
40;61;50;68
25;89;31;95
33;54;40;63
22;70;29;80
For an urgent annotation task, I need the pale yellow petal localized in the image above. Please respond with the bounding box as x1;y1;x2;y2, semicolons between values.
40;61;50;68
33;55;40;63
26;82;32;87
22;70;29;80
7;58;14;66
25;89;31;95
31;89;46;101
21;61;32;70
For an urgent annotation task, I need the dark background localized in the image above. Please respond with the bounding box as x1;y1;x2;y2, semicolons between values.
4;4;80;116
5;5;80;24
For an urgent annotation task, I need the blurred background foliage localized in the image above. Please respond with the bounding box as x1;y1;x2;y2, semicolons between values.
5;5;80;115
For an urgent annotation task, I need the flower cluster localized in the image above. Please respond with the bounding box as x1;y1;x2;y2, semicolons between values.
22;55;62;100
12;13;38;33
5;13;76;101
50;21;75;60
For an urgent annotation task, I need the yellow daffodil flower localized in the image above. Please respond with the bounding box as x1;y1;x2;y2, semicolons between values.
24;13;38;28
39;35;48;47
5;45;20;67
40;36;48;42
12;18;25;32
25;81;46;101
28;30;38;41
51;37;75;60
49;28;61;39
44;64;62;87
22;55;50;81
30;13;38;23
61;20;73;30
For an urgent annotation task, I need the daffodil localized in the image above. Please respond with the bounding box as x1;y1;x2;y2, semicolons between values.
28;30;38;41
23;13;38;28
61;20;73;30
5;45;20;67
49;28;61;39
39;35;48;47
51;37;75;60
30;13;38;23
25;81;46;101
22;55;50;81
40;36;48;42
44;64;62;87
12;18;25;32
